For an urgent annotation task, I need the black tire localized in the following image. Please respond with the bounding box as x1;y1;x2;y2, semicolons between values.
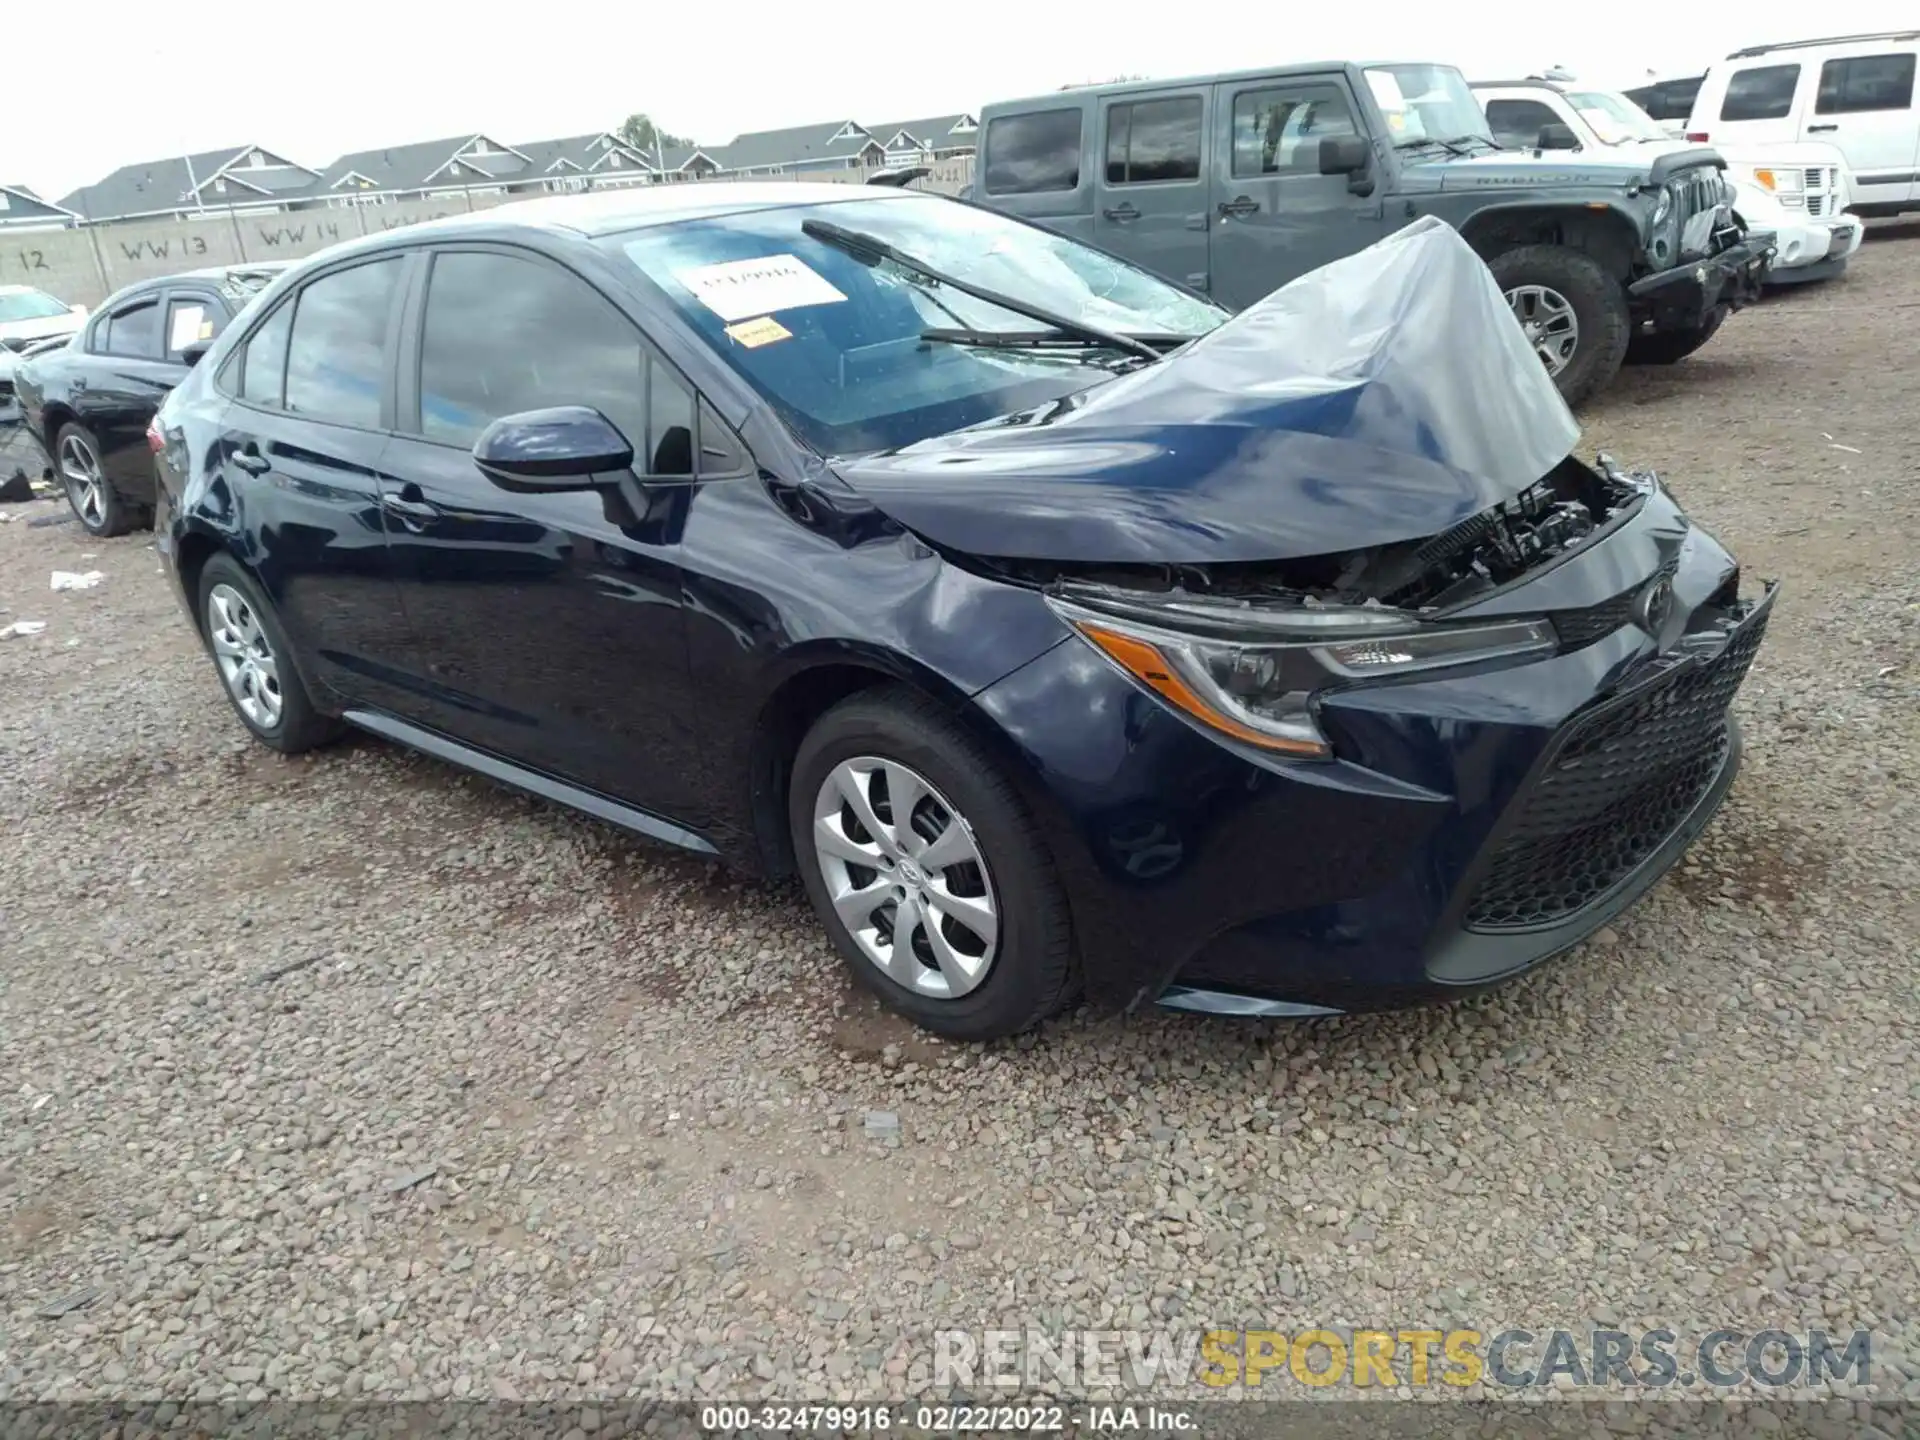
1487;245;1632;408
53;422;136;537
195;553;342;754
1624;307;1726;365
789;686;1077;1042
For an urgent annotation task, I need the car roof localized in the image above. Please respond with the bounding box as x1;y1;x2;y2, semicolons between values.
388;183;916;242
985;60;1369;112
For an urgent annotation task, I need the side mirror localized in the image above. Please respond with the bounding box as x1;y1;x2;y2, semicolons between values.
1318;134;1374;196
1537;123;1580;151
180;340;213;368
472;406;634;490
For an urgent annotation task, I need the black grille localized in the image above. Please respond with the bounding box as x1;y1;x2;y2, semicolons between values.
1464;604;1769;931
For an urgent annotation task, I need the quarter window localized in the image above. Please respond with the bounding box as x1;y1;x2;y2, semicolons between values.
239;302;293;406
1816;53;1917;114
983;110;1082;195
283;258;402;428
1719;65;1801;122
1230;85;1358;177
100;298;161;359
1105;96;1203;184
416;249;706;477
1483;98;1565;149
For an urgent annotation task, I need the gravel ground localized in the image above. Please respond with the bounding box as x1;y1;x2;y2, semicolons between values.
2;230;1917;1416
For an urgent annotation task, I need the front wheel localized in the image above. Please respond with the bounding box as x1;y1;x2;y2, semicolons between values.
790;687;1077;1041
1488;246;1632;408
1624;308;1726;365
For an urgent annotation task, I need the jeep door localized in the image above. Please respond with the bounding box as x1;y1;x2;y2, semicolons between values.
1092;87;1212;293
1206;73;1390;310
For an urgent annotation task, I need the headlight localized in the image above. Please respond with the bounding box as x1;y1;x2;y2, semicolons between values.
1650;189;1673;229
1048;594;1557;759
1751;166;1803;194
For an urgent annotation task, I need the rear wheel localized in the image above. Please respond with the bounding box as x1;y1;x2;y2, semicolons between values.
55;424;134;537
1489;246;1631;408
196;553;342;754
1625;307;1726;365
790;687;1076;1041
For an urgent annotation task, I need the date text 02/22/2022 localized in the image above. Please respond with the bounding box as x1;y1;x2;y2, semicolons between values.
697;1403;1198;1431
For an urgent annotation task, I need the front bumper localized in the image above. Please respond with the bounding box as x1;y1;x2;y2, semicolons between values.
1629;233;1774;330
974;481;1773;1016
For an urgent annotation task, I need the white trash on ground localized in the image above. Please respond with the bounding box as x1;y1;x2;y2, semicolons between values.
1;620;48;639
50;570;104;591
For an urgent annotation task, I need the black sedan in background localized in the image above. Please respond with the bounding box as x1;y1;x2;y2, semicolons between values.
14;263;286;535
150;189;1769;1041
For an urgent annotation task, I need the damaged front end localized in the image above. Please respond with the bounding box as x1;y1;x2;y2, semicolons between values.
981;453;1650;760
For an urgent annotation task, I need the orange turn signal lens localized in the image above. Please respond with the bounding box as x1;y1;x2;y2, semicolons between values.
1072;621;1331;758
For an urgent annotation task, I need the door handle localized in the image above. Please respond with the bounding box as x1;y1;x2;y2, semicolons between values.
1218;196;1260;218
1806;123;1838;132
1102;203;1141;221
233;442;269;476
382;485;440;522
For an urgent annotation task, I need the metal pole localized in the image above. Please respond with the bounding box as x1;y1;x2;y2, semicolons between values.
183;153;205;216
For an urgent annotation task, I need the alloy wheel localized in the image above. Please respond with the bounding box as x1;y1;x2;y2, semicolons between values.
206;583;284;730
812;756;1000;999
58;433;107;529
1505;284;1581;375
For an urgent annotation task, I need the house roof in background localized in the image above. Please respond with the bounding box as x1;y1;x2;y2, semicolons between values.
56;145;314;220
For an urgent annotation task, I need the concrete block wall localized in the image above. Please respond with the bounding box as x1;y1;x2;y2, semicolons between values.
4;156;974;309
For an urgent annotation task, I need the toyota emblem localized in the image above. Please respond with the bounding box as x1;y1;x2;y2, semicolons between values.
1635;576;1674;637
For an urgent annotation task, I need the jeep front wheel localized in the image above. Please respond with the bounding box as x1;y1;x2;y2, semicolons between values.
1487;246;1631;408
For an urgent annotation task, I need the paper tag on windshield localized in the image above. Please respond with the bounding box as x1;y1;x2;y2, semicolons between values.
724;316;792;348
168;305;206;352
677;254;846;323
1365;70;1408;113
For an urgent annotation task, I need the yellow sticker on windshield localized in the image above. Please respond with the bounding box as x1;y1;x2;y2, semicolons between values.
725;315;792;348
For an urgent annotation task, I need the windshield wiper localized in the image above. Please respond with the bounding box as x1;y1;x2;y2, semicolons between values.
1394;136;1472;157
1445;134;1502;154
919;327;1196;354
800;217;1164;363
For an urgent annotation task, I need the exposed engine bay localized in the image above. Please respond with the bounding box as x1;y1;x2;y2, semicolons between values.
983;454;1650;614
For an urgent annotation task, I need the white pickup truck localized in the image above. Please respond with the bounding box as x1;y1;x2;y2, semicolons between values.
1473;77;1863;284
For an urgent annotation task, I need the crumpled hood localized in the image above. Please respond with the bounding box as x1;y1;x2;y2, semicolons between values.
0;313;83;347
828;215;1579;565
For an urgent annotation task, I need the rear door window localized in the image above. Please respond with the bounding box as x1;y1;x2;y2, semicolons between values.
164;293;223;361
1484;98;1564;149
100;297;161;359
983;110;1082;194
1720;64;1801;121
1816;53;1917;114
1104;96;1203;184
283;258;403;428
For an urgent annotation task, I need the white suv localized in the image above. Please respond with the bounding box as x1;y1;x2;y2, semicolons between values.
1684;30;1920;217
1473;78;1864;283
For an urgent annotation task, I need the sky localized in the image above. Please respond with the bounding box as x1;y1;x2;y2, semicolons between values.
4;0;1916;202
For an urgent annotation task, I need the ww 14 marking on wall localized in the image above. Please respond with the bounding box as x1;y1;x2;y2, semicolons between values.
256;221;344;248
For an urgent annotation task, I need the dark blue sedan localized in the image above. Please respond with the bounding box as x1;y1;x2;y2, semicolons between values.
149;185;1771;1040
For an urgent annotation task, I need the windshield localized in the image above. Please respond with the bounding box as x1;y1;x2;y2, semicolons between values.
0;289;72;323
1364;64;1494;145
616;194;1225;456
1566;90;1672;144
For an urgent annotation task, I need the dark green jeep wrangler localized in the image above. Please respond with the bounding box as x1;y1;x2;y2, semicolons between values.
973;61;1774;405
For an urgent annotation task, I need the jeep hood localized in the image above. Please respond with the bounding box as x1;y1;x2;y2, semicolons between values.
828;215;1579;566
1397;143;1724;194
